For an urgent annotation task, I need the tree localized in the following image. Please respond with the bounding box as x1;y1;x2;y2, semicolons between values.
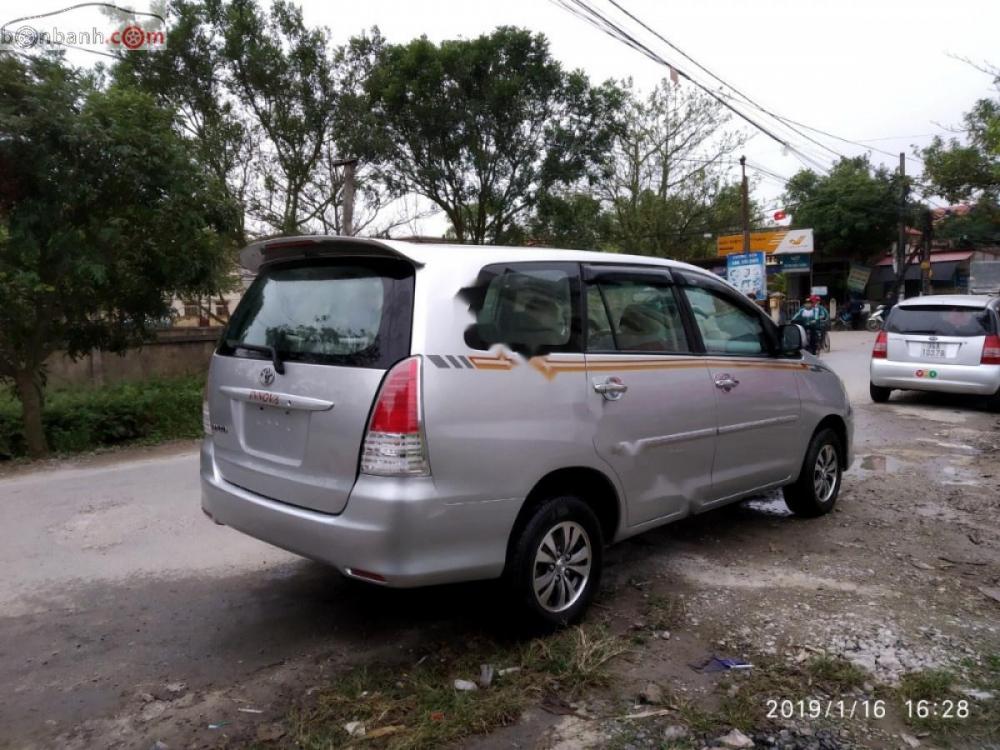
0;54;236;456
522;193;615;249
598;79;748;259
115;1;397;239
921;62;999;203
921;63;1000;247
784;156;902;261
360;27;623;244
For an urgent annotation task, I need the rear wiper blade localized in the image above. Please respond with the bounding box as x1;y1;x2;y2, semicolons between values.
901;330;939;335
226;340;285;374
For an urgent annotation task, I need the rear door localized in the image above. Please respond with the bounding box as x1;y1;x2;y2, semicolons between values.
885;304;995;365
675;271;803;504
206;257;414;514
583;266;717;526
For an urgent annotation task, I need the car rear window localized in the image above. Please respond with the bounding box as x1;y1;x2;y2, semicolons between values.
219;257;414;369
886;305;995;337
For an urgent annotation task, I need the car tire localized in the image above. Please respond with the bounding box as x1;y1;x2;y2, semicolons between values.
505;495;603;629
870;383;892;403
783;428;843;518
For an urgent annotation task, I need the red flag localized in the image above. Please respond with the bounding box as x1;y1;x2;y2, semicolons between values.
669;66;679;85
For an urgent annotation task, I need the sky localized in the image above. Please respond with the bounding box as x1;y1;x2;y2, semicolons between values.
6;0;999;232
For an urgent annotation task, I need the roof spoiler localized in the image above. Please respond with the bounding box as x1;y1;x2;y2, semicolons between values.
238;235;423;272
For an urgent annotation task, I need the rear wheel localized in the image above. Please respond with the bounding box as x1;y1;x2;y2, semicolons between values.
783;428;843;517
505;495;603;629
865;317;882;332
870;382;892;403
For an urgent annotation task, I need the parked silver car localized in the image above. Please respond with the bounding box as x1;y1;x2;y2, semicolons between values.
869;294;1000;405
201;237;853;626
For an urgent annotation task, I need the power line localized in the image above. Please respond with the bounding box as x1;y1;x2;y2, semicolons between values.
548;0;832;174
602;0;849;164
595;0;931;173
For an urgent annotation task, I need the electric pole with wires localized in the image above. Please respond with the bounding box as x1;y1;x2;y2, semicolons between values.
895;152;908;301
740;155;750;253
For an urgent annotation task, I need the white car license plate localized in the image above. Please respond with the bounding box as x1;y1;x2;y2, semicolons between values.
921;343;946;358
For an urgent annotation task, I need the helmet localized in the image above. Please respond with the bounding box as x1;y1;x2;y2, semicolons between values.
808;294;821;303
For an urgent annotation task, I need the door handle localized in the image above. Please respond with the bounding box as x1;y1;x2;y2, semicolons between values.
593;376;628;401
714;374;740;392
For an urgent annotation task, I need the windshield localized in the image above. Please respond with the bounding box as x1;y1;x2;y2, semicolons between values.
886;305;995;337
219;258;414;369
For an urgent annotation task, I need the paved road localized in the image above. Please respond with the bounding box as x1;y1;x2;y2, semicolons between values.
1;331;995;747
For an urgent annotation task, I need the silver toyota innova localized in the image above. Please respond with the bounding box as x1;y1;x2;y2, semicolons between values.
201;237;853;626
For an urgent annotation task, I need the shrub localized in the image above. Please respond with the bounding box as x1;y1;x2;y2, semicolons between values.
0;376;203;459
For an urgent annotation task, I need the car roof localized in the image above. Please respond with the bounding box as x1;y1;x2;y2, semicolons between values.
241;235;715;279
897;294;999;310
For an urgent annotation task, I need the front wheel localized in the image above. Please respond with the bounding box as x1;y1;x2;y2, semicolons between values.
505;496;603;629
783;428;843;517
865;317;882;332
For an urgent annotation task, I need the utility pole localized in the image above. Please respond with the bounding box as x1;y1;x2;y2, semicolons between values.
895;152;907;301
740;155;750;254
921;208;933;296
331;157;358;236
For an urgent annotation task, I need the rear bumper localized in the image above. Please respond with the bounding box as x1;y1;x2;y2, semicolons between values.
200;441;520;587
870;359;1000;395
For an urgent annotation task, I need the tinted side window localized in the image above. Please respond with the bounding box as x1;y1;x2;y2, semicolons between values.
587;279;689;353
466;264;580;354
683;286;768;355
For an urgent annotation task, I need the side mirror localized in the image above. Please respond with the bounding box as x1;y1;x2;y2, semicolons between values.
779;323;806;355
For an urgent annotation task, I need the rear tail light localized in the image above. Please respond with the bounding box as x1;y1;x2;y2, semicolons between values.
872;330;888;359
361;356;430;476
982;334;1000;365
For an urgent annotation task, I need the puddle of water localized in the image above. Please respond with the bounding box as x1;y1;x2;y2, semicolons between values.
858;454;903;472
852;451;982;486
742;494;792;517
889;406;970;424
915;438;980;455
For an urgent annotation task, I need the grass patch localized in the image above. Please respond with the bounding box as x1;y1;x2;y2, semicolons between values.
713;655;868;734
282;625;629;750
0;376;203;458
897;668;957;703
804;655;867;693
894;661;1000;742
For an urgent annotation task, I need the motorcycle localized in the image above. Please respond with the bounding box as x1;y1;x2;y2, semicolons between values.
865;304;888;332
831;309;855;332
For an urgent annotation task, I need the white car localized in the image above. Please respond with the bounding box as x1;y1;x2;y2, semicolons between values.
869;294;1000;405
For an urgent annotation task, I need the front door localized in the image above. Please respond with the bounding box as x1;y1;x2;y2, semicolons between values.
676;272;803;505
583;266;718;527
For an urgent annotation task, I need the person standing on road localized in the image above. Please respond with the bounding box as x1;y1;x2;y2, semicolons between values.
791;295;829;354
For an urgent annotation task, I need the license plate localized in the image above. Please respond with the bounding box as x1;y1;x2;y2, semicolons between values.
921;343;946;358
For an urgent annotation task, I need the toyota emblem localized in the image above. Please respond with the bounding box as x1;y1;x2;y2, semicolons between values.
258;367;276;386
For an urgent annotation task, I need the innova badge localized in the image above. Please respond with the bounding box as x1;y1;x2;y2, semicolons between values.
258;366;276;386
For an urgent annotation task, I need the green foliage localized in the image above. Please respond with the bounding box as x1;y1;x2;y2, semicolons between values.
0;376;203;459
597;79;749;259
784;156;902;261
922;64;999;203
360;26;623;243
523;192;616;250
936;199;1000;246
0;52;235;454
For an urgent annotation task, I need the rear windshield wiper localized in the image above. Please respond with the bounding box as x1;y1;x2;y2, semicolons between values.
226;339;285;374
